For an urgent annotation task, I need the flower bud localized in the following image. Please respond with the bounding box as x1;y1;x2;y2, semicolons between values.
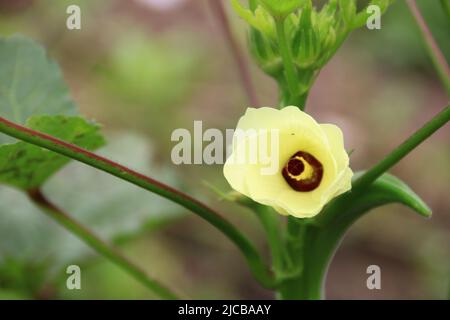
258;0;305;19
230;0;394;99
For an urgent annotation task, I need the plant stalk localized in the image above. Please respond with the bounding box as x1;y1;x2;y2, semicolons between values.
27;188;179;299
275;19;300;107
407;0;450;95
208;0;259;106
353;105;450;191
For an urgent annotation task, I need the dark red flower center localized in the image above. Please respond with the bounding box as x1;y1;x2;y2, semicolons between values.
282;151;323;192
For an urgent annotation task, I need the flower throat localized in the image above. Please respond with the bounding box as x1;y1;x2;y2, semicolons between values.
282;151;323;192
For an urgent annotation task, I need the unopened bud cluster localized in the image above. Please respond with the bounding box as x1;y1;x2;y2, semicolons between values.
232;0;393;102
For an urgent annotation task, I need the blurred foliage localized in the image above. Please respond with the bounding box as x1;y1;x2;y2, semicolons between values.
96;32;204;109
352;0;450;70
0;257;48;298
0;132;184;297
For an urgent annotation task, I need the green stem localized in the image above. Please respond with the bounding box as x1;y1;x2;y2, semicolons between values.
0;116;276;289
209;0;259;106
275;19;300;107
407;0;450;96
277;219;320;300
353;105;450;190
27;189;178;299
233;196;287;279
294;91;309;108
254;206;284;273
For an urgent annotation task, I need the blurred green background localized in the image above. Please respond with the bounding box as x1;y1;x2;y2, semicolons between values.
0;0;449;299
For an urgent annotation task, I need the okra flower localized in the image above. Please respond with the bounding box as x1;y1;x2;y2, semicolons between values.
224;106;353;218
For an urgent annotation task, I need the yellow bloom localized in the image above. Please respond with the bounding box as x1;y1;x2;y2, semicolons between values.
223;106;353;218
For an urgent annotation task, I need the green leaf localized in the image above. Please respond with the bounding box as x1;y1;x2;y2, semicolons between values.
0;35;105;190
318;172;431;227
0;115;105;190
0;35;76;144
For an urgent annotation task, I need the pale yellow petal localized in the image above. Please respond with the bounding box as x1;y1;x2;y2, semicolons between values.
223;137;253;197
236;106;327;142
321;167;353;203
273;189;324;218
320;123;349;171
